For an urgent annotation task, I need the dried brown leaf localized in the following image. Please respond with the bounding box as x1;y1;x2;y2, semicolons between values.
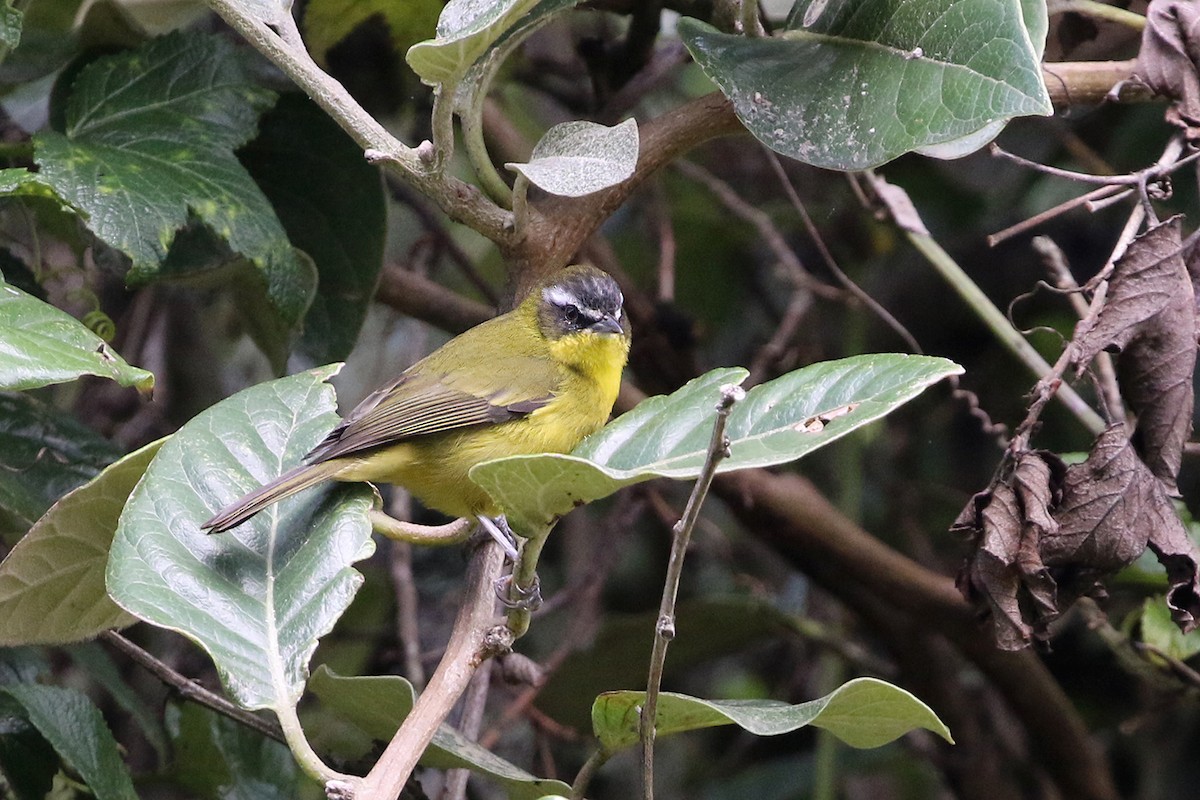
1137;0;1200;139
1072;218;1196;493
1055;425;1200;632
954;452;1064;650
957;427;1200;649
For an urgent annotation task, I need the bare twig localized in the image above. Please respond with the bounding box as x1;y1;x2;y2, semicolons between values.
987;184;1129;246
101;631;284;744
370;511;474;546
640;384;743;800
1031;236;1124;421
766;153;921;353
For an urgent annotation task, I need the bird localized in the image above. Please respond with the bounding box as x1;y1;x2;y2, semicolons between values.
202;264;631;557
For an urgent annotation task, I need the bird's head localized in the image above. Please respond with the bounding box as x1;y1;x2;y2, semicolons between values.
534;265;630;343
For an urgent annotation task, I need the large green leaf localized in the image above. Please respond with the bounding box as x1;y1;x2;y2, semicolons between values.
0;440;160;645
0;280;154;392
471;355;962;529
31;32;314;344
593;678;952;753
107;366;375;710
307;666;572;800
506;118;639;197
239;93;387;364
679;0;1050;170
0;392;122;534
1;683;137;800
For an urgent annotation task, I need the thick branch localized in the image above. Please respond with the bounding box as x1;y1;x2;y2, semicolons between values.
510;92;742;291
357;542;509;800
715;468;1119;800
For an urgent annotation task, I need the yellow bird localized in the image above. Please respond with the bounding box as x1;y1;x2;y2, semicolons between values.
202;265;631;555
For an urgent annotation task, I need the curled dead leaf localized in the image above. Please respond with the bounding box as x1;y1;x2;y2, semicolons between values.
1137;0;1200;139
957;426;1200;649
1071;218;1196;494
953;451;1064;650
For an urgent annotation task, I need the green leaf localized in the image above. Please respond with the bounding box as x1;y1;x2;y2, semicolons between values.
209;707;298;800
593;678;953;754
1;0;21;50
0;392;122;534
1;683;138;800
308;666;572;800
66;643;169;766
406;0;544;85
471;355;962;529
239;94;387;364
506;118;639;197
303;0;440;65
1140;597;1200;662
107;366;375;710
0;440;160;645
536;597;796;729
32;32;315;346
678;0;1051;170
0;279;154;392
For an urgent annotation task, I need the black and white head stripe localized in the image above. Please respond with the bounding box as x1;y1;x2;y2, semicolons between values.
542;271;624;329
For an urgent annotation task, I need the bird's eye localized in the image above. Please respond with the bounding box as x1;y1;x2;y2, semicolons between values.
564;304;580;322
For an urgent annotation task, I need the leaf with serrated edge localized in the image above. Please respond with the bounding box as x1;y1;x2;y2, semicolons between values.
471;355;962;529
0;440;162;645
506;118;639;197
1;684;138;800
107;366;375;710
679;0;1050;170
0;281;154;392
32;31;313;340
308;666;572;800
593;678;952;754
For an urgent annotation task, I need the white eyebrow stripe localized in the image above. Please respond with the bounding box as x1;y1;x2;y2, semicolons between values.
542;285;579;307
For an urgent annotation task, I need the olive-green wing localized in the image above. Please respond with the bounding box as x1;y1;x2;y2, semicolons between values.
306;353;560;464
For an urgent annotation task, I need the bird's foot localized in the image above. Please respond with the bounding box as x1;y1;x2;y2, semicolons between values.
495;574;542;611
477;515;520;560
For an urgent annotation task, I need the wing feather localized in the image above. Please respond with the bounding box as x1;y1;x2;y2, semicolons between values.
306;350;561;464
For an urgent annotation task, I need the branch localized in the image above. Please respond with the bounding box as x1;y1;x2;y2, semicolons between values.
356;542;510;800
512;92;743;290
101;631;284;743
374;266;494;334
204;0;512;244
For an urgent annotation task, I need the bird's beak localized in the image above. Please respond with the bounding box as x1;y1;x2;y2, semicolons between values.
590;314;625;335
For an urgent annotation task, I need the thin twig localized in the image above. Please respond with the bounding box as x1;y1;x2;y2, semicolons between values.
1031;236;1124;421
101;631;284;743
672;160;839;299
987;184;1128;246
640;384;744;800
370;511;474;546
766;152;922;353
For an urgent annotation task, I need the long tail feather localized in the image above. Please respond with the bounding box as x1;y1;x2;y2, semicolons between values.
202;461;342;533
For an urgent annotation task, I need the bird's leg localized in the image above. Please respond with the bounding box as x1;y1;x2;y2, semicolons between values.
477;514;520;561
494;574;542;611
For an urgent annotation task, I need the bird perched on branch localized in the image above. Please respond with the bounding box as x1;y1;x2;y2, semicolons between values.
203;265;631;557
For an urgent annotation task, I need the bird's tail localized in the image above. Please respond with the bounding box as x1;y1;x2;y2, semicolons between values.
202;461;342;534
